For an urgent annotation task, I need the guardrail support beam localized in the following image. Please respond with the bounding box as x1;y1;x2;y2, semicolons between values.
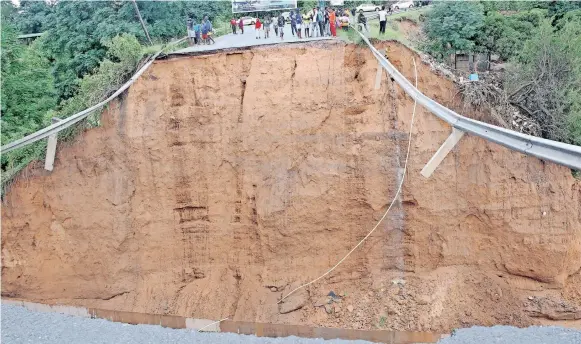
421;127;465;178
375;61;383;90
44;118;62;172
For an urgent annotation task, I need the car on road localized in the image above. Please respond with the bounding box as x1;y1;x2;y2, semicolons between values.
391;0;415;11
241;16;257;26
356;3;381;13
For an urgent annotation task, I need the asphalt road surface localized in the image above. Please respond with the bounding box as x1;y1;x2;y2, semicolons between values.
177;24;333;53
3;304;581;344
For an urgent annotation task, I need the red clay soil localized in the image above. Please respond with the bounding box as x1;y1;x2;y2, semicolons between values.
2;41;580;332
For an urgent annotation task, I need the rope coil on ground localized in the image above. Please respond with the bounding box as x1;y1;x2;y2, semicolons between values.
279;56;419;304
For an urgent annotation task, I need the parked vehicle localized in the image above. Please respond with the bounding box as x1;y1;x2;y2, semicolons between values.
391;1;414;11
356;3;381;13
241;16;257;25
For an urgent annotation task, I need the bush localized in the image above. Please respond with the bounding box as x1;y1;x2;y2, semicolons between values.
1;18;57;170
505;19;581;144
423;1;484;57
2;34;144;189
58;34;142;117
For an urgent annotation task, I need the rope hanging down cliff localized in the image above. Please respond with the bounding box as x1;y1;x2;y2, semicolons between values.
279;56;420;304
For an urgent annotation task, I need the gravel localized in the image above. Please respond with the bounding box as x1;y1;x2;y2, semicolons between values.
1;304;370;344
439;325;581;344
3;303;580;344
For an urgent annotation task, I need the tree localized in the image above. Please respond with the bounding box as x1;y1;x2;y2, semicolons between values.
423;1;485;57
505;19;581;144
15;0;54;34
1;6;57;169
476;9;547;60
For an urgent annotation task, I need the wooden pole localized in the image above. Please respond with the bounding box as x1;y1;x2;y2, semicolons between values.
132;0;153;45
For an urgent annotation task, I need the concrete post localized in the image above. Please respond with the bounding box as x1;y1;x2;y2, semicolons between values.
420;127;465;178
44;118;61;172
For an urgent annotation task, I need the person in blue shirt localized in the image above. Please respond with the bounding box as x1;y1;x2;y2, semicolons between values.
290;11;297;36
193;20;201;45
295;9;303;39
201;16;215;45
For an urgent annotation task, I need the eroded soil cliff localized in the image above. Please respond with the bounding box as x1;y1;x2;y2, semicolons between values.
2;41;580;332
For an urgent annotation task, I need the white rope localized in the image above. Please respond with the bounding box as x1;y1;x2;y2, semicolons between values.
197;317;229;332
279;56;419;304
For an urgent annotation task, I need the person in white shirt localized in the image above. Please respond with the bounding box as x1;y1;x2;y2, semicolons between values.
378;5;388;35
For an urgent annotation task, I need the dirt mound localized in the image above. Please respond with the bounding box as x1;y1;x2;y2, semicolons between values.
2;41;580;332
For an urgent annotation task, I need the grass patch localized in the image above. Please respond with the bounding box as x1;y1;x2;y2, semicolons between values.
340;7;430;47
389;6;430;23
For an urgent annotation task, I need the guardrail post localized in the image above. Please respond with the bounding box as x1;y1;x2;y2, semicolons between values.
44;117;62;172
375;61;383;90
421;127;465;178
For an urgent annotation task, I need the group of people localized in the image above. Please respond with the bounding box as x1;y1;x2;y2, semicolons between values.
197;4;394;46
243;7;355;41
357;5;392;34
230;17;247;35
186;16;216;46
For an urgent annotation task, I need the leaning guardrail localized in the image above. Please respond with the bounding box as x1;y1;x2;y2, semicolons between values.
0;37;187;154
352;28;581;171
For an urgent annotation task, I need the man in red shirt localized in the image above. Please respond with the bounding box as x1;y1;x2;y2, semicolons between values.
230;18;237;34
255;18;262;39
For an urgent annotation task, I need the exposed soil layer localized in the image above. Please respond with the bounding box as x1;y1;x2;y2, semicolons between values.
2;41;580;332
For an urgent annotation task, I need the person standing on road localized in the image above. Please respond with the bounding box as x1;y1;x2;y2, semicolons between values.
304;12;311;37
193;20;201;45
290;11;297;36
316;7;325;37
296;10;303;38
378;6;387;35
311;8;318;37
201;17;209;44
274;16;279;36
277;14;285;39
239;17;245;34
255;17;262;39
329;8;337;37
231;17;237;34
186;17;195;46
202;16;215;44
324;7;330;36
264;16;272;38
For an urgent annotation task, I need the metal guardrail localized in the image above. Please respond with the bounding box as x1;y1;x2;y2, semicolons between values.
353;29;581;171
0;38;187;154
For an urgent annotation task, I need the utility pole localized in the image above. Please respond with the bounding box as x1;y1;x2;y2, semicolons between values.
132;0;153;45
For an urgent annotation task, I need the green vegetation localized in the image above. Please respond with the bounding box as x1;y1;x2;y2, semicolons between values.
378;315;387;328
421;1;581;146
424;2;485;57
1;0;232;188
338;6;431;46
